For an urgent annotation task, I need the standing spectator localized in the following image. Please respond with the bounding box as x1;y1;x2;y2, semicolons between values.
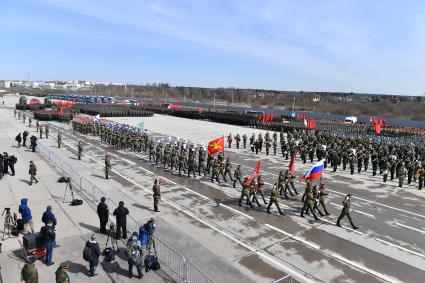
55;262;70;283
42;206;57;230
3;153;9;174
8;155;17;176
0;154;3;180
15;133;22;147
23;131;29;147
29;161;38;185
19;198;35;234
40;220;56;266
77;140;83;160
30;136;37;152
20;256;38;283
97;197;109;234
85;234;101;277
126;232;143;279
113;201;129;240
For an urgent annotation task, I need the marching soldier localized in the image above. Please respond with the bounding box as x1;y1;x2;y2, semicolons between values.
223;158;234;182
267;183;283;215
198;147;207;176
77;140;83;160
36;120;39;132
312;186;324;217
29;161;39;185
233;165;242;188
336;194;359;229
398;164;406;188
272;139;277;155
249;180;261;206
300;186;319;220
57;131;62;148
417;166;424;190
206;154;214;174
105;153;111;179
45;124;49;139
239;178;254;207
153;179;161;212
39;125;43;139
187;154;197;178
28;117;32;127
211;160;220;183
318;184;331;216
371;153;379;176
255;175;267;205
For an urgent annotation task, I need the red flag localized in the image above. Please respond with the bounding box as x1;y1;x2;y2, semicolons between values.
244;161;261;186
257;114;263;121
289;151;296;173
307;118;315;129
208;136;225;155
59;107;64;114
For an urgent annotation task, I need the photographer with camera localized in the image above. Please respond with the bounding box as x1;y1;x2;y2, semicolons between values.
19;198;34;234
126;232;143;279
138;218;156;265
8;154;17;176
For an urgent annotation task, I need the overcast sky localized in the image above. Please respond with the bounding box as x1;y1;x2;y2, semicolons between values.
1;0;424;95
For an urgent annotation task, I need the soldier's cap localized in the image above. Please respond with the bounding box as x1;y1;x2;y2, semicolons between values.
29;160;33;163
100;197;106;202
26;255;37;264
60;261;70;268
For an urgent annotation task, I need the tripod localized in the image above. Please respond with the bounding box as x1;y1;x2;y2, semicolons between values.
2;208;17;240
105;224;118;249
63;181;75;203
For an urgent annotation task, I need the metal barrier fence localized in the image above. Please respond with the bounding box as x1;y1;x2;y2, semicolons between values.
36;142;215;283
272;275;294;283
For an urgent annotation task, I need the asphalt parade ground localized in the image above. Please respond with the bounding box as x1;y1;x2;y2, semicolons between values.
1;96;425;282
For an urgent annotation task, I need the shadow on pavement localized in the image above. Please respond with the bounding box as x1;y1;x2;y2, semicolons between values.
19;179;30;185
68;261;88;274
132;203;154;212
79;222;99;233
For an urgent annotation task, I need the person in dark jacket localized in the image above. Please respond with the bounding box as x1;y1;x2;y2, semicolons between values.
23;130;29;147
40;220;56;266
0;154;3;180
113;201;129;240
30;135;37;152
97;197;109;234
42;206;57;230
8;155;17;176
85;234;101;277
15;133;22;147
19;198;35;234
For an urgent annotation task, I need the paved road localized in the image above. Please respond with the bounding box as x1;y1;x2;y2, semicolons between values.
5;106;425;282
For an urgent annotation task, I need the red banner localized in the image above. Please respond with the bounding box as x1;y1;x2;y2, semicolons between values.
244;161;261;186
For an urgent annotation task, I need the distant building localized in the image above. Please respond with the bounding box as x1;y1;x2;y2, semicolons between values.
0;80;11;88
312;96;321;102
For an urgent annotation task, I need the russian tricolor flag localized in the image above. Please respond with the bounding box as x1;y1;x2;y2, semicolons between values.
300;159;325;182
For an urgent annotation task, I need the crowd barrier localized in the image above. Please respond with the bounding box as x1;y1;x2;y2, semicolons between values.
36;142;215;283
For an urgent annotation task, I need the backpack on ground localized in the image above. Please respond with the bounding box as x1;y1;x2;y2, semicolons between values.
83;245;92;262
71;199;83;206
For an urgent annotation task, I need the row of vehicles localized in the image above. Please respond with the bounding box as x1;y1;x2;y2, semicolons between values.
46;94;115;104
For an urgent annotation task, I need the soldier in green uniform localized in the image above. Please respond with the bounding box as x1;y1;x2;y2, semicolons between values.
242;134;247;149
336;194;358;229
272;139;277;155
29;161;38;185
211;160;220;183
300;187;319;220
234;134;241;149
29;117;32;128
21;255;38;283
153;179;161;212
398;164;406;188
248;181;261;206
105;153;111;179
278;171;290;199
207;154;214;174
77;140;83;160
36;120;39;132
149;142;155;163
417;166;424;190
187;154;197;178
265;140;271;156
45;124;49;139
267;183;283;215
239;178;254;207
348;152;355;175
233;165;242;188
371;153;379;176
255;175;267;205
227;133;233;148
57;131;62;148
318;184;331;216
39;125;43;139
55;261;70;283
223;158;234;182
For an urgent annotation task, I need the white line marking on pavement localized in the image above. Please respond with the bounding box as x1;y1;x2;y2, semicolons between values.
122;158;136;165
394;223;425;234
376;238;425;259
220;204;254;220
329;202;375;218
266;224;402;283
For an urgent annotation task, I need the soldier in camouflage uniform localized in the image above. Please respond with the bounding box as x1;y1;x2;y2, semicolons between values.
267;183;283;215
